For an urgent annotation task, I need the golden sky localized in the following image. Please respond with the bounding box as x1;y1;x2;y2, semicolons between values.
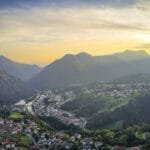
0;0;150;66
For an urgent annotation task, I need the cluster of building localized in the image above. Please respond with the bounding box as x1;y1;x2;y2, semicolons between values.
13;90;87;129
13;82;150;131
0;118;21;149
82;82;150;98
0;116;37;149
0;114;144;150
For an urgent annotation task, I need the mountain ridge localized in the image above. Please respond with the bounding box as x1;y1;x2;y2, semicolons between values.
0;71;33;104
0;55;41;81
30;50;150;89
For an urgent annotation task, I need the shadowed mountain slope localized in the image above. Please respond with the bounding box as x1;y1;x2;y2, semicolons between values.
0;55;41;81
30;50;150;89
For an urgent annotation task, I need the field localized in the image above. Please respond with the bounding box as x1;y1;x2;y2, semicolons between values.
21;136;32;145
9;112;24;120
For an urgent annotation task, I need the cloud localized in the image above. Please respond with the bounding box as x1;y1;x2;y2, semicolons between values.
83;19;148;31
133;0;150;13
0;0;150;45
0;0;139;9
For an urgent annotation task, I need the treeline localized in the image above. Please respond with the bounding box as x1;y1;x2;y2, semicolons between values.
79;124;150;149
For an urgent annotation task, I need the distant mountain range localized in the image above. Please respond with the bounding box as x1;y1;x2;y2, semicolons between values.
0;55;41;81
0;71;33;104
1;50;150;103
30;50;150;89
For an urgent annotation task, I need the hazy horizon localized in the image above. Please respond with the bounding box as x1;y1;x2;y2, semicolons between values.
0;49;150;67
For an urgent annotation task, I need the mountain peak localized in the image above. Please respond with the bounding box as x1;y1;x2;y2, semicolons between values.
76;52;92;57
62;54;75;60
61;52;92;61
114;50;149;61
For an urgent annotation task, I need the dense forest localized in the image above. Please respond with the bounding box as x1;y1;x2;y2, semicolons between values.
87;94;150;129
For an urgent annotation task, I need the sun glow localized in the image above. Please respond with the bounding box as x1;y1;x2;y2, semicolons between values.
138;34;150;42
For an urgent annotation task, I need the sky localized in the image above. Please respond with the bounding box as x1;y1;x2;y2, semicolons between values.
0;0;150;66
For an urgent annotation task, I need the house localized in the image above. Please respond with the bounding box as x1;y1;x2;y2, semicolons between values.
5;142;15;150
0;118;4;125
74;133;81;139
62;141;74;150
94;141;103;149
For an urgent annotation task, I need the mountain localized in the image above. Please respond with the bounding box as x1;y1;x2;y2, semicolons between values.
0;55;41;81
30;50;150;89
0;71;33;104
